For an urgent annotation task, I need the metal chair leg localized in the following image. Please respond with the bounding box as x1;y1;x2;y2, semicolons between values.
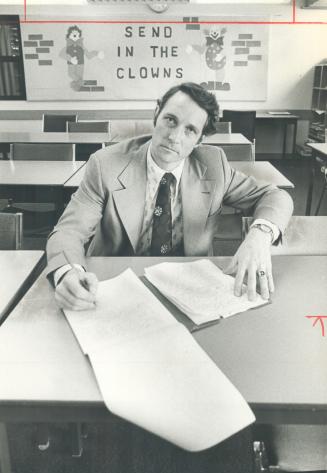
70;423;83;458
0;422;12;473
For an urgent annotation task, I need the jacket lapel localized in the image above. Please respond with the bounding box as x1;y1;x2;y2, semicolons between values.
181;154;216;254
112;142;148;253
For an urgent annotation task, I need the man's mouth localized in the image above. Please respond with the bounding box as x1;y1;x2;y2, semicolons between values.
161;144;178;154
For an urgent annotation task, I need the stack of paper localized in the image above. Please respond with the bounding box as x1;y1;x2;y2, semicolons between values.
64;268;255;452
145;259;268;325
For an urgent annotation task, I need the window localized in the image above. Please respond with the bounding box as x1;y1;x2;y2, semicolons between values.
0;15;26;100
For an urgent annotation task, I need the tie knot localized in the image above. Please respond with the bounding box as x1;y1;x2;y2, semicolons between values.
160;173;175;186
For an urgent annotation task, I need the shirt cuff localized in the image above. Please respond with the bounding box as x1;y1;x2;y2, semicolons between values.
53;264;85;287
251;218;280;244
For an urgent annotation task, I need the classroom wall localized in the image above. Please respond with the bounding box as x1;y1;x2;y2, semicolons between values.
0;2;326;152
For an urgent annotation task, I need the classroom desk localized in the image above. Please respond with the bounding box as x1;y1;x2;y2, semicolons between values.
0;255;325;423
64;160;294;190
0;255;325;472
0;132;110;145
203;133;252;161
0;250;44;323
256;113;299;158
306;142;327;215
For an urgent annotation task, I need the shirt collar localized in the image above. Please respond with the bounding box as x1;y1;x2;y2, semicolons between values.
147;141;184;186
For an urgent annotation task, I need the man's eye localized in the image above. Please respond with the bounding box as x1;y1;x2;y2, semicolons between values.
186;127;196;135
165;117;176;126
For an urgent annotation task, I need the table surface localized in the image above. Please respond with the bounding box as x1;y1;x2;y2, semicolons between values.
203;133;251;145
0;255;325;424
307;142;327;155
0;160;86;186
256;113;299;120
64;160;294;189
0;251;44;318
0;132;111;144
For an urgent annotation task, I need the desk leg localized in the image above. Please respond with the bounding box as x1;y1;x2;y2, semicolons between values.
305;159;315;216
0;422;12;473
292;120;298;157
282;123;287;159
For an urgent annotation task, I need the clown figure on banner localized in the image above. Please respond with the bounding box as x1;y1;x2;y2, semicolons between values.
186;26;230;92
59;25;105;91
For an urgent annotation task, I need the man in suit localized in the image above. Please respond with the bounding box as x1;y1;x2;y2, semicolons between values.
47;82;293;310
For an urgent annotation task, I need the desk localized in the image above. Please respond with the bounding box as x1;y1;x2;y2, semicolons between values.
0;250;44;323
0;255;325;472
203;133;252;161
256;113;299;158
306;142;327;215
0;255;325;422
64;160;294;190
0;161;86;214
0;132;110;146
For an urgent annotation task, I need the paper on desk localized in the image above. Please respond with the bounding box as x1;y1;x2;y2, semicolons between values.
64;268;255;451
145;259;267;325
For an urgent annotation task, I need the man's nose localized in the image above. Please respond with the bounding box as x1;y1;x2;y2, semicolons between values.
168;126;182;143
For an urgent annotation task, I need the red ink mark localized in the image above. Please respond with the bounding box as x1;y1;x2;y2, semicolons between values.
306;316;327;337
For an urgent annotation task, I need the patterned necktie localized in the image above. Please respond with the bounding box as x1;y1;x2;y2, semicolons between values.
150;172;175;256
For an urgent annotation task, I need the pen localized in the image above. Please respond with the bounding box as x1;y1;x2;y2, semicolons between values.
63;250;90;292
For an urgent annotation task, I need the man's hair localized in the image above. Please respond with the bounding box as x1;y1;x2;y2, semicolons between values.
154;82;219;136
66;25;82;39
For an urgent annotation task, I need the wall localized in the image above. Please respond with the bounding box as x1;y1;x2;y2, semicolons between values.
0;2;326;152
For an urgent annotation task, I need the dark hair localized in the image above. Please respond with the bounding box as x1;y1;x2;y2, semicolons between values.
154;82;219;136
66;26;82;39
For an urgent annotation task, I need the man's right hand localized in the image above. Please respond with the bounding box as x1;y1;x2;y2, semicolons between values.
55;269;98;311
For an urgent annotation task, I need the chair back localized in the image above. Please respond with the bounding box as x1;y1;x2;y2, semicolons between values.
42;113;77;132
222;110;256;143
214;121;231;134
242;216;327;255
109;120;154;142
10;143;75;161
67;121;109;133
0;212;23;250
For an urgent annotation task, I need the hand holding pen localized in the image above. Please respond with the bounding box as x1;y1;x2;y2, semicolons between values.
54;252;98;311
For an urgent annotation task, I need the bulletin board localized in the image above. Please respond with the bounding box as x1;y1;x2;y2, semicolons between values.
21;19;269;101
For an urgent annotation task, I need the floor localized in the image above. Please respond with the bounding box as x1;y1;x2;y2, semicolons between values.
3;154;327;473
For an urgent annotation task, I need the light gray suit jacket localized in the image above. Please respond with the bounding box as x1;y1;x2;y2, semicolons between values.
46;135;293;275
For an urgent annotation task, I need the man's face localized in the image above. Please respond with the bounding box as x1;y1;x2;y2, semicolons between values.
151;91;208;171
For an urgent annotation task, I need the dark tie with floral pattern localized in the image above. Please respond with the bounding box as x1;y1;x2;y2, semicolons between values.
150;172;175;256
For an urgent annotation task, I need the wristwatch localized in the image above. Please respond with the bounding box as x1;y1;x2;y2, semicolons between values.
251;223;274;243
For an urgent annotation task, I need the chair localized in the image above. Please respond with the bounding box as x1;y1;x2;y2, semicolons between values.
42;113;77;132
67;120;109;133
222;110;256;159
0;212;22;250
214;121;231;133
242;215;327;255
212;214;243;256
109;120;154;143
10;143;75;161
67;121;109;161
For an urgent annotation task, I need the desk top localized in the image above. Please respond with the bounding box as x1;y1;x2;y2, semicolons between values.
307;142;327;156
203;133;251;145
0;160;86;186
256;113;299;121
233;161;294;189
0;250;44;320
0;132;110;144
0;256;325;424
64;160;293;190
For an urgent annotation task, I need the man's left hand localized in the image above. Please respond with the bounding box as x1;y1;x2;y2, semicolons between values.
225;227;274;301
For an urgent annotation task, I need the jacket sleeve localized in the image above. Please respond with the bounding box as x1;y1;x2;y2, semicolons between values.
46;153;105;277
219;149;294;235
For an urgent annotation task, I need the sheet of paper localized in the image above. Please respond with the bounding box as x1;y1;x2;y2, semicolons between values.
145;259;267;325
268;111;291;115
64;268;178;356
91;322;255;452
64;267;255;451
